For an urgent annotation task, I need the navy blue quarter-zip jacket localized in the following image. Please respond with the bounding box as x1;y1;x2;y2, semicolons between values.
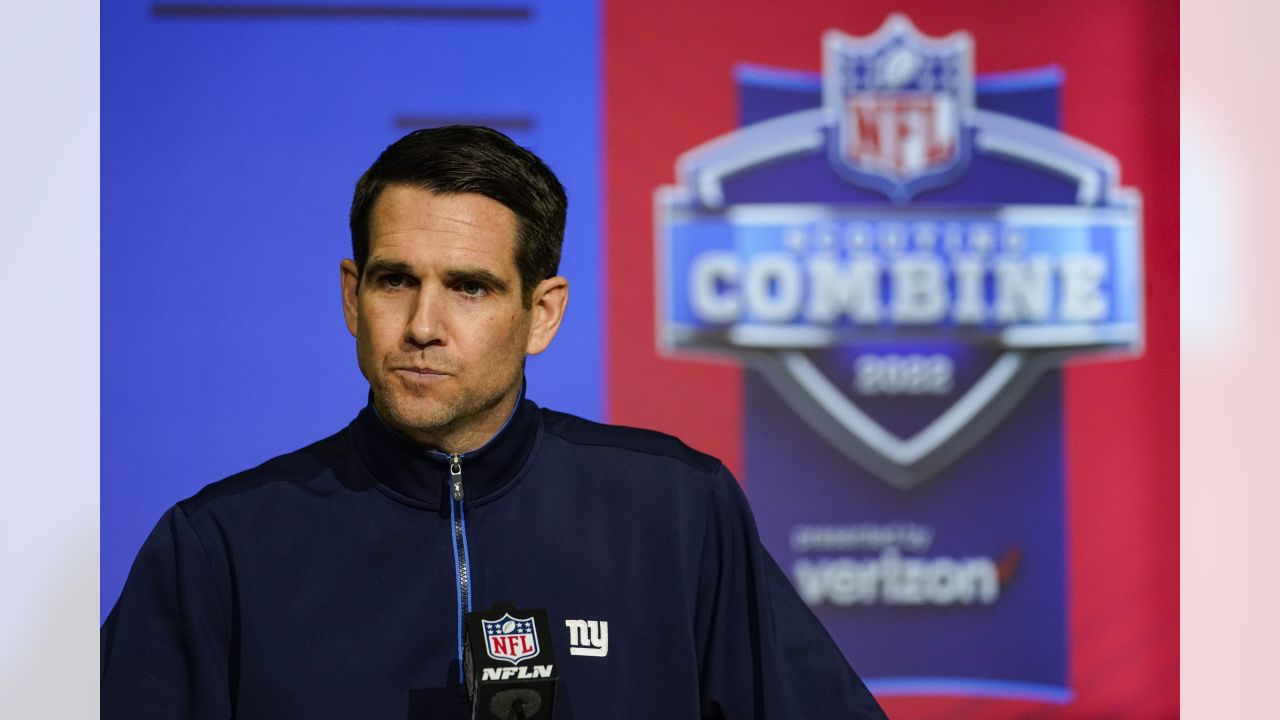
101;397;887;719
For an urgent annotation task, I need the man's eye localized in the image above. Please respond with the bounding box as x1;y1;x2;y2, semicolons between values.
380;273;409;289
459;281;488;298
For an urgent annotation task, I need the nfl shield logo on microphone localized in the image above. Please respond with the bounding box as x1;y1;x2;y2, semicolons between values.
482;613;541;665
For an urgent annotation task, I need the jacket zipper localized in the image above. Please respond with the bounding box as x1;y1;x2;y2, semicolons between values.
448;453;472;684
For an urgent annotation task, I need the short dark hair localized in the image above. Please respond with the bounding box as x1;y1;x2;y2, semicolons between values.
349;125;567;306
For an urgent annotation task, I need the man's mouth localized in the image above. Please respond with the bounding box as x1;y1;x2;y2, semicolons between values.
394;367;449;375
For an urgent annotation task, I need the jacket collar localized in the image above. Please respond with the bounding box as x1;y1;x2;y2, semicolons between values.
350;386;539;510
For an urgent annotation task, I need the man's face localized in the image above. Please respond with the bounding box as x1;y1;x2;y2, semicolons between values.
341;185;566;452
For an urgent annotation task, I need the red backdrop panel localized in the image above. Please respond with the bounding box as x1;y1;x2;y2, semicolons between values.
605;1;1177;717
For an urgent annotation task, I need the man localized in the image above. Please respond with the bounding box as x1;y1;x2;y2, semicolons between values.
101;126;887;719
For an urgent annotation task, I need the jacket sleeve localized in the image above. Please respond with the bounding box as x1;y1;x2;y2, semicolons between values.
101;505;234;719
695;466;887;719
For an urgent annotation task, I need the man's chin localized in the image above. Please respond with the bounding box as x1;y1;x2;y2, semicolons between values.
372;382;518;450
371;391;449;432
386;404;451;432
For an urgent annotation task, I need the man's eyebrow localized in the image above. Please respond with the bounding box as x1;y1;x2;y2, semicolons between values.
362;258;416;279
444;267;512;294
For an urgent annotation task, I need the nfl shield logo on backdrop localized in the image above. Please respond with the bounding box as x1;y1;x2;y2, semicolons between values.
482;613;540;665
823;14;973;202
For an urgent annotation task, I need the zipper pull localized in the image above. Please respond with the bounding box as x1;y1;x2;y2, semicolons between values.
449;454;464;502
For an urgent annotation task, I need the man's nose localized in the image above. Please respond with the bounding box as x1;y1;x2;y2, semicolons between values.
404;286;446;348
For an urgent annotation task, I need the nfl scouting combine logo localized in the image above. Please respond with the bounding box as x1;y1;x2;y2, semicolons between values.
655;14;1141;701
482;613;540;665
656;14;1141;490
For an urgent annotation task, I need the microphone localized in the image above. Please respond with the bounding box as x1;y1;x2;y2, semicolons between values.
463;605;558;720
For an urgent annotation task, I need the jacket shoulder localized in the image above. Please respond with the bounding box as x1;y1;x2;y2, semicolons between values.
178;426;353;516
538;408;723;476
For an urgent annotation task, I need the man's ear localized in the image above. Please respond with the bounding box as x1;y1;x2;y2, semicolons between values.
526;276;569;356
340;259;361;338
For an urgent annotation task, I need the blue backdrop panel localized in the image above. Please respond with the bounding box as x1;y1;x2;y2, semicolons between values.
653;35;1142;697
102;0;602;619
